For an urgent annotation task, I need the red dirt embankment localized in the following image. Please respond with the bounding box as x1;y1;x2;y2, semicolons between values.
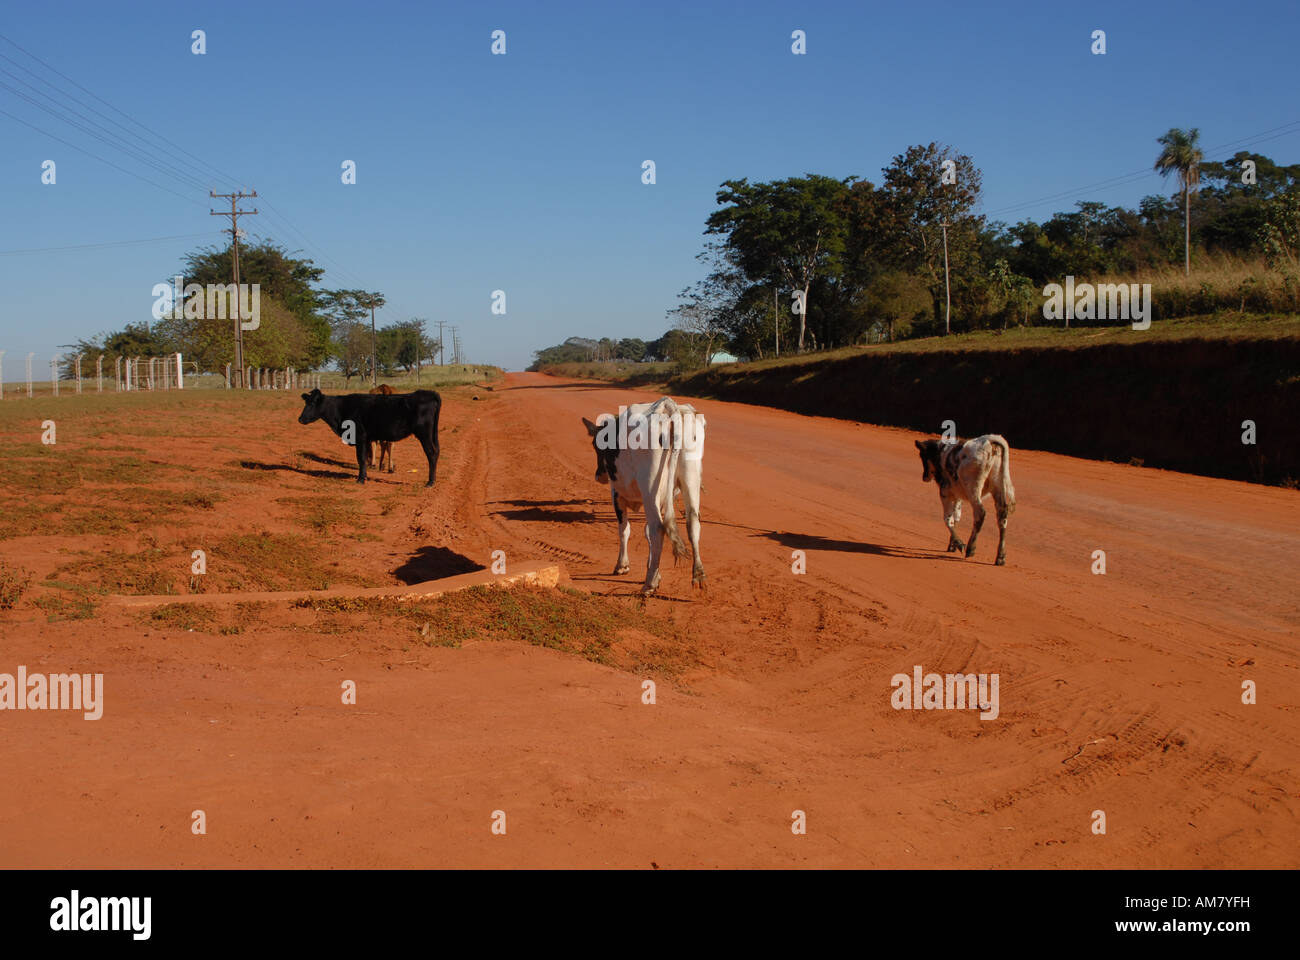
671;336;1300;485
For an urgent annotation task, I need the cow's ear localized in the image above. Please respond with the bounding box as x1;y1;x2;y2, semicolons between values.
582;417;600;437
914;440;925;450
301;393;311;402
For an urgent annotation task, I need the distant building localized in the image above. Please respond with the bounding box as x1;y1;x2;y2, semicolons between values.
709;351;740;365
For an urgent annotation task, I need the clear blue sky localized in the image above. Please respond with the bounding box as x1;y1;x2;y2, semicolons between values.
1;0;1297;373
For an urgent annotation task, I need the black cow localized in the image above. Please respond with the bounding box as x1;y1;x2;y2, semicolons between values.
298;388;441;486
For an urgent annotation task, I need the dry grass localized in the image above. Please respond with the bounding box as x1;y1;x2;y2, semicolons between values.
291;584;700;677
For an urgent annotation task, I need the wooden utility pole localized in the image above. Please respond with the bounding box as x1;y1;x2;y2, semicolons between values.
436;320;447;366
210;191;258;386
940;218;952;335
369;301;377;386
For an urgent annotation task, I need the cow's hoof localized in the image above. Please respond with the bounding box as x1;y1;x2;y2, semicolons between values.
425;481;435;488
995;556;1006;566
614;563;630;575
965;545;976;558
950;540;965;553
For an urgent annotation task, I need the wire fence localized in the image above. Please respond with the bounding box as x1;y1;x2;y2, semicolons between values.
0;351;323;399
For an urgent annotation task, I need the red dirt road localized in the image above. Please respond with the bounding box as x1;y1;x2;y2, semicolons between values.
2;372;1296;867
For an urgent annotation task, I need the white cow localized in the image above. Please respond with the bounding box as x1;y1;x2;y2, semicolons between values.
582;396;706;593
914;434;1016;565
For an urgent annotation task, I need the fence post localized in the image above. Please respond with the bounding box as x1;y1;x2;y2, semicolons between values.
26;353;33;398
96;354;103;392
75;355;82;393
0;350;5;400
51;354;60;397
176;353;184;390
225;363;231;389
116;356;122;391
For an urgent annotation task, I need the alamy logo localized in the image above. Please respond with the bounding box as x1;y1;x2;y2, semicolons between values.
1042;276;1151;330
0;666;103;719
50;891;150;940
592;406;706;461
890;665;999;720
151;275;261;330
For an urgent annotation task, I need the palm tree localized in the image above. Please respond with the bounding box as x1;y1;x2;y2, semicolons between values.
1154;128;1204;276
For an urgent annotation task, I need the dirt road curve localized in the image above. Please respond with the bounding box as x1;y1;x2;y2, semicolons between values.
3;372;1296;867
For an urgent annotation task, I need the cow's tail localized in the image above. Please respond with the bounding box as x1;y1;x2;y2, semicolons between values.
658;399;689;563
989;435;1015;513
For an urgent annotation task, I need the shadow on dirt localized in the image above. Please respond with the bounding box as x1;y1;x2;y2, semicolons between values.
300;452;352;468
757;530;951;561
235;459;353;481
489;499;600;524
392;546;485;585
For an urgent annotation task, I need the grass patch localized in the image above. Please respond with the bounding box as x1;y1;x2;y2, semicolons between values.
275;495;364;534
32;584;97;622
0;561;33;609
292;585;699;676
52;544;177;596
211;531;367;591
147;603;218;631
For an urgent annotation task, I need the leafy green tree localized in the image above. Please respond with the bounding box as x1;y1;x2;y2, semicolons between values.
180;240;329;365
615;338;647;361
867;271;931;340
352;291;386;384
318;289;375;382
878;143;984;331
1259;186;1300;270
988;259;1037;328
706;174;854;351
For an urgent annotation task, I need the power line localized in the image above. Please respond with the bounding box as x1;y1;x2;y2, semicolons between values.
0;232;221;256
984;119;1300;220
0;33;421;338
0;65;213;192
0;107;207;207
0;31;240;187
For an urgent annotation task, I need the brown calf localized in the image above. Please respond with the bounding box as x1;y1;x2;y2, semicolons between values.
368;384;396;473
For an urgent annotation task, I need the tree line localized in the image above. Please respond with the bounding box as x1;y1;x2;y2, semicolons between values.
533;129;1299;369
64;241;439;382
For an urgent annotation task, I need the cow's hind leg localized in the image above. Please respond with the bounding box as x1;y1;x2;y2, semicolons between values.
943;495;964;553
385;443;395;474
612;492;631;575
993;489;1011;566
642;506;665;594
354;430;369;484
964;497;987;559
680;463;705;590
415;427;439;487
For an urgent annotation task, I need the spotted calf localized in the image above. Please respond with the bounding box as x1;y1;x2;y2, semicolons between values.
914;435;1016;565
